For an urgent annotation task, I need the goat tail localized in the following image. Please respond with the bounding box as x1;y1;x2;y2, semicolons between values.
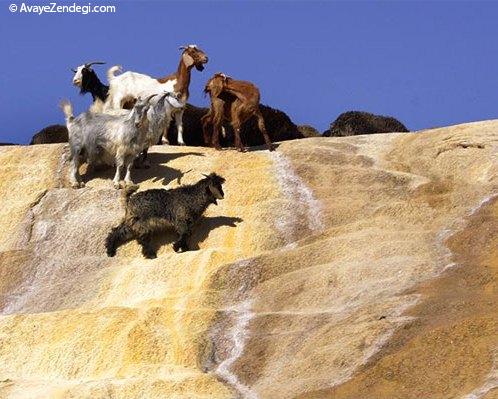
107;65;122;82
59;99;74;123
121;184;139;206
89;98;105;113
105;222;134;257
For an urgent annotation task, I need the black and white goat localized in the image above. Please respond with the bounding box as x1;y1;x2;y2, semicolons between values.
71;61;109;102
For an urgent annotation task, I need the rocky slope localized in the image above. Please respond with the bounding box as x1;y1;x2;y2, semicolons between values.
0;121;496;398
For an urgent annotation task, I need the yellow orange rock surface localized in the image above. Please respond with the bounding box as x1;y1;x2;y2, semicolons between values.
0;121;496;398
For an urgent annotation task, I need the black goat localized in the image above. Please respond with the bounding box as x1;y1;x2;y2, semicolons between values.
323;111;409;137
106;173;226;258
71;61;109;102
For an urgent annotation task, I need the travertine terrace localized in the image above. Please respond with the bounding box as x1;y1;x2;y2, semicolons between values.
0;121;496;398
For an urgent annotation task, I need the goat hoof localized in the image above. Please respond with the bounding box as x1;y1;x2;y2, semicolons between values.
71;182;84;189
144;252;157;259
106;249;116;257
113;182;122;189
237;147;247;153
173;243;185;253
268;145;276;152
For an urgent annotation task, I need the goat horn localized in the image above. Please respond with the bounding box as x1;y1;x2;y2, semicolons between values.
179;46;187;50
70;68;77;73
85;61;106;67
202;173;210;178
144;94;157;103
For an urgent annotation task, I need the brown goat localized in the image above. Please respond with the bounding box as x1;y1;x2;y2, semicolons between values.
202;73;274;152
157;45;209;104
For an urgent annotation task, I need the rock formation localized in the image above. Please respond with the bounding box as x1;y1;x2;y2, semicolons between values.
30;124;69;145
0;120;496;398
323;111;409;137
297;124;321;138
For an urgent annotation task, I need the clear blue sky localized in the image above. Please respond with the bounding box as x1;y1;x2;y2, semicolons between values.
1;1;497;144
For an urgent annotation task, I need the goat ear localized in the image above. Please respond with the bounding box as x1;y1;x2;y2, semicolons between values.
182;52;194;68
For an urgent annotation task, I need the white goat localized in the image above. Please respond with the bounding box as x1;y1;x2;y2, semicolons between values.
88;92;185;168
60;95;154;189
104;45;208;145
138;91;185;167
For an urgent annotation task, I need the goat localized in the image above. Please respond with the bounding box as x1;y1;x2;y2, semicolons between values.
87;92;185;169
323;111;409;137
60;95;155;189
106;173;225;258
105;45;208;145
137;91;185;167
202;73;274;152
71;61;108;103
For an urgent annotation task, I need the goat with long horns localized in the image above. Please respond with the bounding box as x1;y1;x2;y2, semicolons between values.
71;61;109;103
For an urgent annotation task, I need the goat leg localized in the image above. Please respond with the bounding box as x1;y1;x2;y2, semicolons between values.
70;157;85;188
201;113;212;146
123;156;135;186
233;126;246;152
113;157;124;189
160;125;169;145
173;222;190;253
212;121;222;151
256;112;275;151
175;111;185;146
137;233;156;259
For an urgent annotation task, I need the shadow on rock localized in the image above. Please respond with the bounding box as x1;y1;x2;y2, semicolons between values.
83;151;205;186
148;216;244;254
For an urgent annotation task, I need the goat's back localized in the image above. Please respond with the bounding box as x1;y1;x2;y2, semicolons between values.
126;184;209;220
106;71;176;110
224;79;260;102
67;111;140;155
